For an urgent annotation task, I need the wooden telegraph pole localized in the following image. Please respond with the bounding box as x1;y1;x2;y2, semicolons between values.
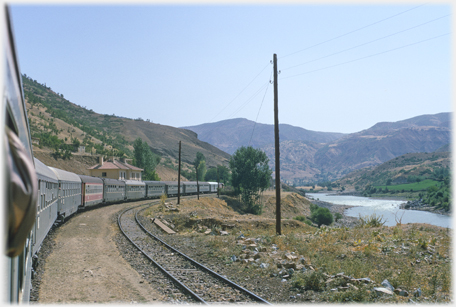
196;166;200;200
273;54;281;235
178;141;181;204
217;166;220;198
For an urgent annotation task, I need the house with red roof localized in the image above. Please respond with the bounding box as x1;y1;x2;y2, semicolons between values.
88;157;143;181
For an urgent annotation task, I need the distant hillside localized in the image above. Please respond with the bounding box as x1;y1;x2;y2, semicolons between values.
366;112;450;131
24;74;451;185
183;113;451;184
181;118;344;155
335;151;451;191
261;140;324;182
312;122;451;180
23;75;230;175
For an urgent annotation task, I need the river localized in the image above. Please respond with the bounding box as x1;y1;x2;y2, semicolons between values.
307;193;452;229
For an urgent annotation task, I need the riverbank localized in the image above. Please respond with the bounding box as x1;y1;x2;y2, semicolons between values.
307;192;451;228
310;191;451;218
400;199;451;217
306;197;359;228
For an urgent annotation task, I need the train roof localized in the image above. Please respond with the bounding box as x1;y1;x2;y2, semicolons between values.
123;180;145;186
49;167;81;183
78;174;103;184
34;158;58;183
160;181;180;185
101;178;125;185
185;181;209;185
143;181;166;185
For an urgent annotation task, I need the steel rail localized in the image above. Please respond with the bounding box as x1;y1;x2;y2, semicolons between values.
117;203;207;304
135;207;272;305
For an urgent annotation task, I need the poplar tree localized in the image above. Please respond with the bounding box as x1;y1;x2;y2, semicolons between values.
133;138;161;180
194;152;206;181
229;146;272;214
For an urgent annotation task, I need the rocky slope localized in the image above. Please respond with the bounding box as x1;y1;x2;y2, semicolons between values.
181;118;344;155
23;75;230;170
184;113;451;183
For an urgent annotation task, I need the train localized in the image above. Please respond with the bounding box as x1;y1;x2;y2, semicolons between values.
19;157;220;303
2;6;218;303
34;157;219;263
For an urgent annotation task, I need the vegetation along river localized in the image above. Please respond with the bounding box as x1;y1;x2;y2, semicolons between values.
307;193;452;229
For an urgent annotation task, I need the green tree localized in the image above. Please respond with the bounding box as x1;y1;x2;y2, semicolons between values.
72;137;80;151
133;138;161;181
229;146;272;214
204;165;231;184
311;207;334;227
217;165;230;185
194;152;206;181
205;167;218;181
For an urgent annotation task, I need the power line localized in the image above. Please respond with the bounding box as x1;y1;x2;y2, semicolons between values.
280;32;450;81
282;14;450;72
249;71;272;147
209;62;270;123
227;81;269;119
280;3;428;60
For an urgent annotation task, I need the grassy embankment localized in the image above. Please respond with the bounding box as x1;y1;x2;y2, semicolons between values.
374;179;440;193
144;196;451;303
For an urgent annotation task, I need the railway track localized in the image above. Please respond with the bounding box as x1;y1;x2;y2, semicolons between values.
118;199;271;304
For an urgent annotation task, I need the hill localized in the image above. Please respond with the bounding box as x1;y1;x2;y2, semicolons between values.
181;118;344;155
23;75;230;176
312;120;450;180
184;113;451;184
335;151;451;192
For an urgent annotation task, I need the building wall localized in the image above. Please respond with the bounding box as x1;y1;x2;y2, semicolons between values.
90;169;122;180
128;171;141;181
89;169;142;181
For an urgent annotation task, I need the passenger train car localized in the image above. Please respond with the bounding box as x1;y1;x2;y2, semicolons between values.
102;178;126;203
3;6;219;303
7;157;219;303
49;167;82;223
33;159;58;256
78;175;103;209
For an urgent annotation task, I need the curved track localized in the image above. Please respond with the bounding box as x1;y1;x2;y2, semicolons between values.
118;201;271;304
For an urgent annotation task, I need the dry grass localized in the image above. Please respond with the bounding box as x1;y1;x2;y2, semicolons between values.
146;195;452;303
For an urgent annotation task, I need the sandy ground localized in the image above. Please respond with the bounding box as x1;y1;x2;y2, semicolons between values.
37;199;165;304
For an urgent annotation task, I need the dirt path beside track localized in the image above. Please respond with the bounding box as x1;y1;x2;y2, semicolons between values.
36;200;165;304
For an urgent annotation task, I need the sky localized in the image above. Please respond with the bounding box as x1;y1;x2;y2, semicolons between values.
9;2;452;134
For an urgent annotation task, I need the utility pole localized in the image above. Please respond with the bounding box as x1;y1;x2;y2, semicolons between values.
178;141;181;204
217;166;220;198
196;166;200;200
273;53;281;235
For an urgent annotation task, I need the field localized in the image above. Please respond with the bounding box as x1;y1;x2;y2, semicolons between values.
374;179;440;192
141;195;451;303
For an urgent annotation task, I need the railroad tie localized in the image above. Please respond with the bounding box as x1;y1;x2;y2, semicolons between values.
152;218;176;234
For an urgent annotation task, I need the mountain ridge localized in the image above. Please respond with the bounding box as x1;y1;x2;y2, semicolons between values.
183;113;451;184
181;118;345;154
22;74;450;184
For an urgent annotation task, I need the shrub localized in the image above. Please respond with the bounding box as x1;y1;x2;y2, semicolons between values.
160;193;167;206
358;213;386;228
292;271;325;291
311;207;333;227
304;219;313;226
334;212;343;222
294;215;307;222
328;287;373;303
310;203;319;213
